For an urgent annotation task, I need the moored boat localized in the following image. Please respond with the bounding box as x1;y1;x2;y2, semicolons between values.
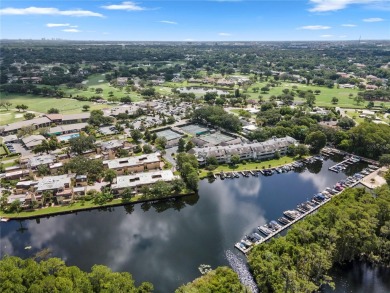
278;217;290;225
283;210;301;220
258;225;272;235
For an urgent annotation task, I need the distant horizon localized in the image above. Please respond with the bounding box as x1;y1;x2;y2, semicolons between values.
1;1;389;41
2;38;389;42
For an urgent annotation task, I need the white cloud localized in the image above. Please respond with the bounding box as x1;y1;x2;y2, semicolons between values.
219;32;231;36
101;1;146;11
342;23;357;27
339;35;348;38
46;23;70;27
159;20;177;25
308;0;389;12
363;17;385;22
298;25;331;30
62;28;81;33
0;7;103;17
321;34;334;37
184;38;195;41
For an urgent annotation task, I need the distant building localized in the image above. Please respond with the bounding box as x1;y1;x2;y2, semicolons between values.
117;77;128;86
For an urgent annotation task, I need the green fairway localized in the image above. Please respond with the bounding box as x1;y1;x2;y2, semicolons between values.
0;110;24;125
0;94;112;125
246;81;390;109
60;73;144;102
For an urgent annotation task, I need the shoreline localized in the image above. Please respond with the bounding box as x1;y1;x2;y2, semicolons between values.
0;192;195;221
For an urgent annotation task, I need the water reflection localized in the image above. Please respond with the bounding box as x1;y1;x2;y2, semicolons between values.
322;262;390;293
0;157;378;293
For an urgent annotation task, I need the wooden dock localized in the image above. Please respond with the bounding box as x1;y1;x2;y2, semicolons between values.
235;197;332;254
235;154;380;255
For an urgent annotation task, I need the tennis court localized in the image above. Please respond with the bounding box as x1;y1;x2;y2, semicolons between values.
155;129;182;141
180;124;209;135
198;132;234;145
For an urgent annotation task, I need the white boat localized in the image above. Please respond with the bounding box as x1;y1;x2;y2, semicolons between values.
258;225;272;235
283;210;301;220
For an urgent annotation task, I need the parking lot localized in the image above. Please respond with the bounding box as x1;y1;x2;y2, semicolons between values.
3;142;32;156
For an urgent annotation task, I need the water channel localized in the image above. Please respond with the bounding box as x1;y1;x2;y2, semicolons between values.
1;156;389;292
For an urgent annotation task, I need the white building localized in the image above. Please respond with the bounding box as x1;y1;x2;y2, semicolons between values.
111;170;178;194
189;136;297;165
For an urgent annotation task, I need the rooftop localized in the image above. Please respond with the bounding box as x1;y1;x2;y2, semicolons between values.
22;135;46;148
99;139;124;150
112;170;177;190
49;123;87;134
36;174;73;192
28;154;56;167
103;153;161;169
1;117;51;133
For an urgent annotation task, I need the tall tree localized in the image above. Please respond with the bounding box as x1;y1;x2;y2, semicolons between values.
305;131;327;153
69;135;96;155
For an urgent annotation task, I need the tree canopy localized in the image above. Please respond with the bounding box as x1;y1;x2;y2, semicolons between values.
192;106;241;133
248;186;390;293
69;135;96;155
0;255;153;293
175;267;247;293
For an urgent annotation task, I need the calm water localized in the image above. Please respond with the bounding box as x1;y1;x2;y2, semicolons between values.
1;157;389;292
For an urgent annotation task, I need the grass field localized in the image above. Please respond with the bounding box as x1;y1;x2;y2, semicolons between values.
0;94;113;125
60;74;144;102
0;110;25;125
0;145;7;156
345;110;367;124
246;81;390;109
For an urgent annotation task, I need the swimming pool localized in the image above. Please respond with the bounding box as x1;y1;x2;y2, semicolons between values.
57;133;80;142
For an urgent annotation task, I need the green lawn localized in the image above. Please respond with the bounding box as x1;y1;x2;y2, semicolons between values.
246;81;390;109
0;110;24;125
60;74;144;102
0;94;112;125
199;156;304;178
0;191;193;219
0;197;143;219
0;145;7;156
345;110;367;124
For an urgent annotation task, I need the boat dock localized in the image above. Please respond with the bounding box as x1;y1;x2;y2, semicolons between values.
322;147;379;166
235;154;380;255
235;197;332;254
328;156;360;173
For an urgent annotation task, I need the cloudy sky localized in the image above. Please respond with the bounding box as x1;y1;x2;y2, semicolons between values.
1;0;389;41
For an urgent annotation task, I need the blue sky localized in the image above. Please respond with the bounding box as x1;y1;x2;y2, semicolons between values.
1;0;389;41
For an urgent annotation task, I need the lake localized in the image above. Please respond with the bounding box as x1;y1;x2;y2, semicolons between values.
1;156;389;292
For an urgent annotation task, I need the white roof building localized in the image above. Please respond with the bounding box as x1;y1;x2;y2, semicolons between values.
111;170;177;191
36;174;73;193
103;153;161;170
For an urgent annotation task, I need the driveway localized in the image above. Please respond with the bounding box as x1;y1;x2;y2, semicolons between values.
164;146;178;170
